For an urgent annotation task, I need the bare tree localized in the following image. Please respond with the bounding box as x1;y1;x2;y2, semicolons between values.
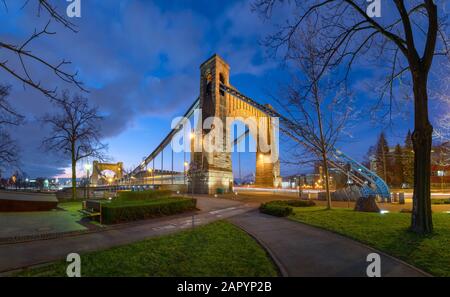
255;0;449;234
433;62;450;141
0;84;23;171
277;25;354;209
42;92;107;199
1;1;85;101
0;130;19;168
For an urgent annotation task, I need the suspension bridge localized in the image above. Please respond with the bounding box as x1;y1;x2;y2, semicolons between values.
90;55;390;199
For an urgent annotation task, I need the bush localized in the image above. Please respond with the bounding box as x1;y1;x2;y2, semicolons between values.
285;200;316;207
101;197;197;224
266;200;316;207
116;189;172;201
431;199;450;205
260;202;293;217
259;199;315;217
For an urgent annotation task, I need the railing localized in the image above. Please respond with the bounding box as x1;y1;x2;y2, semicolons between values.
220;83;390;199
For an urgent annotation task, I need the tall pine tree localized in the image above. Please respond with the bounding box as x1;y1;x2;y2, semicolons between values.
403;130;414;187
393;144;405;187
375;132;390;184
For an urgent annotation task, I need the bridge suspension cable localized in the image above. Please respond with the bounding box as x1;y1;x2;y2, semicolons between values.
128;98;200;178
219;83;390;199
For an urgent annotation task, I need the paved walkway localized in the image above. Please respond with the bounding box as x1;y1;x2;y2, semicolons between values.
0;196;429;277
228;211;429;277
0;197;252;274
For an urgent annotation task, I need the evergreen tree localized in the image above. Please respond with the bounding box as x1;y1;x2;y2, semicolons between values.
375;132;390;184
393;144;405;187
403;130;414;187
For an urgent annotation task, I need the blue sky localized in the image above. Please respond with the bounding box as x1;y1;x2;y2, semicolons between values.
1;0;436;179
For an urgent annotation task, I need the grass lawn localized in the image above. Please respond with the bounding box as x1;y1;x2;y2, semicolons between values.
58;201;82;212
289;207;450;276
16;221;278;277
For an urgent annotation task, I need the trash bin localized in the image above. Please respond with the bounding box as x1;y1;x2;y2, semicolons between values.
399;192;405;204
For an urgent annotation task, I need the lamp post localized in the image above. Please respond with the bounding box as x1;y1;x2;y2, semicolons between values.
147;168;153;187
184;161;189;193
84;163;92;200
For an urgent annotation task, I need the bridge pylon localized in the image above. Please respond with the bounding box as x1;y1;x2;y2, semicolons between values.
189;54;281;194
91;161;124;186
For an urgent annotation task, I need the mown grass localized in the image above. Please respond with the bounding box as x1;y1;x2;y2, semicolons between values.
289;207;450;276
16;221;278;277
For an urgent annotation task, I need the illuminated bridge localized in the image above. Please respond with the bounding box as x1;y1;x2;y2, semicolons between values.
91;55;390;199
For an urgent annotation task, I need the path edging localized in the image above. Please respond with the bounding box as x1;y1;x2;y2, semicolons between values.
286;217;433;277
228;216;288;277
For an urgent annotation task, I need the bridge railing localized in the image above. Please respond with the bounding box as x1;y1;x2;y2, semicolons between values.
219;83;390;199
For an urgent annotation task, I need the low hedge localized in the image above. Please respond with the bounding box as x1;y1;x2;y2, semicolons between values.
285;200;316;207
431;198;450;205
259;203;293;217
259;200;316;217
116;189;172;201
268;200;316;207
101;197;197;224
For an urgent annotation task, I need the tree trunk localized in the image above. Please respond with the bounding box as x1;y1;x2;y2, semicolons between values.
322;155;332;209
314;91;332;209
411;73;433;234
71;147;77;200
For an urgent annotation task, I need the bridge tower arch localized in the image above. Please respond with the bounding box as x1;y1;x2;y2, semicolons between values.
91;161;123;185
189;55;281;194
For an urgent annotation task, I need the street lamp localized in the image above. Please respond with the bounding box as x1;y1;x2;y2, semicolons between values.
184;161;189;189
84;163;93;199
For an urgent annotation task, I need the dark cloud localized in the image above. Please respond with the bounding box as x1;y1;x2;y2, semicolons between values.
1;0;275;177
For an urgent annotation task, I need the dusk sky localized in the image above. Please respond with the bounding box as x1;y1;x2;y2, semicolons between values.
2;0;446;179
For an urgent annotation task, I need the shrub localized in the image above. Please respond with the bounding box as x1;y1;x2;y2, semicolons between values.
116;189;172;201
285;200;316;207
260;202;293;217
266;200;316;207
431;199;450;205
101;197;197;224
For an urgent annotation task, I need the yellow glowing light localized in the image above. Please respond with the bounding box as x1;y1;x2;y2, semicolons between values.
184;161;189;167
190;132;195;139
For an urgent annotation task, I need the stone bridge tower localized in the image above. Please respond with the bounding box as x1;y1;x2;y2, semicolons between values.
91;161;124;185
189;55;281;194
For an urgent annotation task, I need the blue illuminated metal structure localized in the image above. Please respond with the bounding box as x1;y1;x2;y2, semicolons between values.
219;83;390;199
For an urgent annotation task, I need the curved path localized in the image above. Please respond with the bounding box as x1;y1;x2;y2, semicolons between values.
228;211;429;277
0;196;429;277
0;197;251;274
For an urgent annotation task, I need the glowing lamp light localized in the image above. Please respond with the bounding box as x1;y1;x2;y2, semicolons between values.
184;161;189;167
380;210;389;214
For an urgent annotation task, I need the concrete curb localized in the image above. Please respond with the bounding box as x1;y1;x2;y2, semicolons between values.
286;217;433;277
228;218;288;277
0;209;201;245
